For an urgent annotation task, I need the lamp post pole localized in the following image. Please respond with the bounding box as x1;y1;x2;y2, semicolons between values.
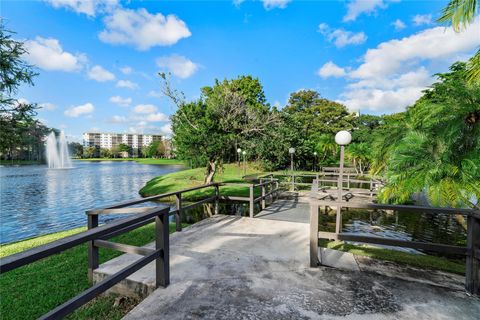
313;151;317;172
334;131;352;234
237;148;241;167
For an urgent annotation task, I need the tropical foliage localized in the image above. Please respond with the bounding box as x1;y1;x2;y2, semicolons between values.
0;24;54;161
438;0;479;83
376;62;480;208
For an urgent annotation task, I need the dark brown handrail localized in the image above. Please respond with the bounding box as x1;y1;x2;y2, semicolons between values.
308;180;480;296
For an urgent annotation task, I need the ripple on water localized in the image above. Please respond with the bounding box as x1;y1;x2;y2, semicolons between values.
0;161;184;244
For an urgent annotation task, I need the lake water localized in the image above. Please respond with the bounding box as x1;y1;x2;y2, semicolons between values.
0;161;184;244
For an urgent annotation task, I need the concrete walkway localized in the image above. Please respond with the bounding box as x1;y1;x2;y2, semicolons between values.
91;213;480;320
255;198;310;223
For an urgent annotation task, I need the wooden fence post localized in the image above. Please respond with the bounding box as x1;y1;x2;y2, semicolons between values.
310;201;320;267
261;184;266;210
249;185;254;218
466;214;480;296
335;204;342;234
175;193;182;232
214;184;220;215
87;214;99;284
155;211;170;288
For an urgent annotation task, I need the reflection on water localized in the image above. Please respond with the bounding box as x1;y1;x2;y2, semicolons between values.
0;161;184;244
319;209;467;253
180;201;467;254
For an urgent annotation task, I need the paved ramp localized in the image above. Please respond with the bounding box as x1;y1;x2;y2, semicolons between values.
255;198;310;223
90;201;479;320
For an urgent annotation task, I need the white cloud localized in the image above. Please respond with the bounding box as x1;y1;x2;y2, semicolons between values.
99;8;191;50
64;102;94;117
156;55;199;79
145;112;168;122
88;65;115;82
39;102;57;111
109;115;127;123
148;90;162;98
160;123;172;136
44;0;118;17
392;19;406;31
318;23;367;48
116;80;138;89
109;96;131;107
134;104;157;114
337;21;480;113
317;61;346;78
351;22;479;79
412;14;433;26
24;37;85;72
120;66;133;74
343;0;398;22
262;0;291;10
17;98;30;105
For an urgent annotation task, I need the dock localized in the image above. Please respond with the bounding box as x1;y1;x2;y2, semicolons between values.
93;198;479;319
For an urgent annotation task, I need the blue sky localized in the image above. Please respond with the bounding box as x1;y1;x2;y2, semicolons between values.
3;0;479;142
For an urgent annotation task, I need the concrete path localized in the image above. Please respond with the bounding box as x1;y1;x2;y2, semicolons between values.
255;198;310;223
92;214;480;320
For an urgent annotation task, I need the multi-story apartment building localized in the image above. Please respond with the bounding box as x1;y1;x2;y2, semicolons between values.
82;132;162;150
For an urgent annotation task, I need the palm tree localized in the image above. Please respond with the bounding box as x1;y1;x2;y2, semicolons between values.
377;62;480;208
438;0;479;83
315;134;338;165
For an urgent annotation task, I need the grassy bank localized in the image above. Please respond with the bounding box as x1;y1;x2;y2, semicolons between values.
76;158;185;165
320;240;465;275
0;223;186;320
0;160;41;165
140;163;264;199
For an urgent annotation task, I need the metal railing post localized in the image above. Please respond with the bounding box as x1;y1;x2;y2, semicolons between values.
87;214;99;284
155;211;170;288
175;193;182;232
249;185;254;218
466;214;480;296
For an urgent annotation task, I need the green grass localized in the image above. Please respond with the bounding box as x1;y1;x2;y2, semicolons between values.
0;223;187;320
139;163;265;200
320;239;465;275
0;160;41;165
76;158;185;165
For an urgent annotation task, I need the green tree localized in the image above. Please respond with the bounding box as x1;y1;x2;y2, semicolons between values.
100;148;112;158
377;62;480;208
0;24;46;160
118;143;131;157
277;90;354;169
68;142;83;158
165;73;279;182
438;0;479;83
83;146;96;158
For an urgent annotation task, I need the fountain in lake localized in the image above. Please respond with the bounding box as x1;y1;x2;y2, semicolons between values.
46;131;72;169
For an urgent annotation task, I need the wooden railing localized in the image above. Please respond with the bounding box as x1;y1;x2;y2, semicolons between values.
0;206;171;319
308;183;480;296
0;180;281;319
262;173;382;195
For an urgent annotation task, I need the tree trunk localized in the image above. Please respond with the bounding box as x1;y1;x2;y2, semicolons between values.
204;159;217;184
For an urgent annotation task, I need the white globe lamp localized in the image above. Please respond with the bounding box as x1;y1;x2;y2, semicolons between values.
335;130;352;146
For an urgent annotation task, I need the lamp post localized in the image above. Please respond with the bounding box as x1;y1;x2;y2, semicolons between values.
289;148;295;171
242;150;246;176
334;130;352;234
237;148;241;167
313;151;317;172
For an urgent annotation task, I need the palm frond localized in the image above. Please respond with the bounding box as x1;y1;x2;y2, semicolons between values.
438;0;478;32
